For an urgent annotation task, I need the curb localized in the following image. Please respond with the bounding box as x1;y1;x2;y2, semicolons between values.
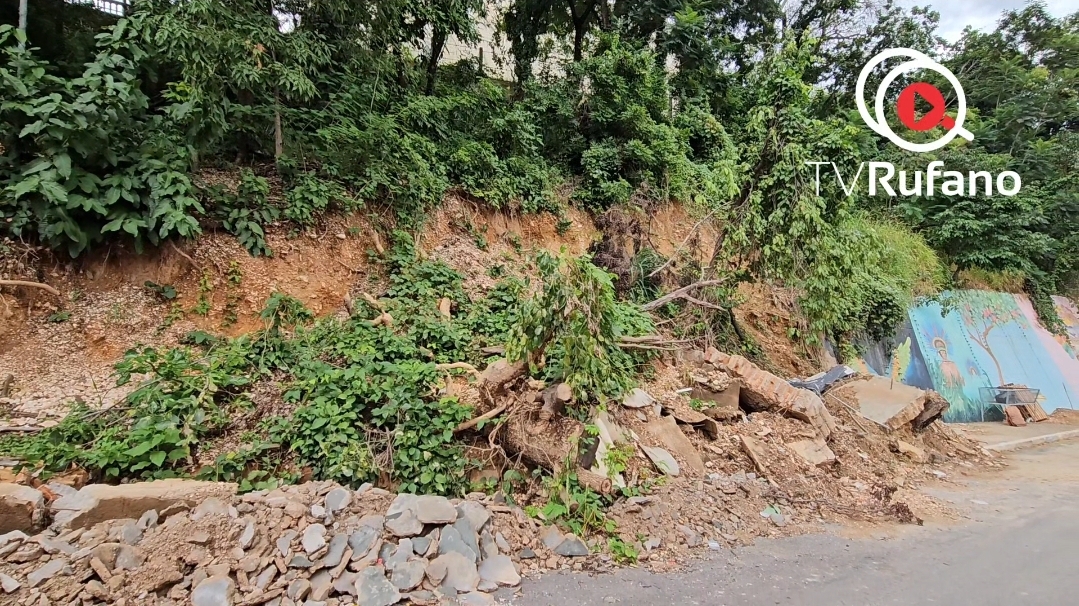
984;428;1079;452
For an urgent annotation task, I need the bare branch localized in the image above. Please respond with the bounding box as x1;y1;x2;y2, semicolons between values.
640;279;729;311
0;280;60;297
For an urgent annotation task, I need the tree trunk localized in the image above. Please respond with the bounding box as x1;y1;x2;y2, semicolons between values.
17;0;27;50
274;91;284;161
426;31;447;95
573;26;585;62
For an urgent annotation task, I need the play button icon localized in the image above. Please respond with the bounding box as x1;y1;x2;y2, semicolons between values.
896;81;956;132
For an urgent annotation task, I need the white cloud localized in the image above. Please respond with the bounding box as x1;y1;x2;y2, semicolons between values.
902;0;1079;41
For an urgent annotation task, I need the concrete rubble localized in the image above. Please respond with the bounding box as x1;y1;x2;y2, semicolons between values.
0;347;999;605
0;480;539;605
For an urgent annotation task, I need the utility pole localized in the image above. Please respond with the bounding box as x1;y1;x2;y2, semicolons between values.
17;0;28;50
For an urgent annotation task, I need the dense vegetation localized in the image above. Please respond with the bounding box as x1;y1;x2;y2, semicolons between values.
0;1;1077;507
2;0;1076;340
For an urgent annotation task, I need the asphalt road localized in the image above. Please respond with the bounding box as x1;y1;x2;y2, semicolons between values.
508;439;1079;606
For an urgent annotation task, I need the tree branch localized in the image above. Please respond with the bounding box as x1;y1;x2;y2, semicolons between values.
0;280;60;297
640;279;728;311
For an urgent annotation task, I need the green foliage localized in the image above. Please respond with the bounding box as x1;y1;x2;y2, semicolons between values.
532;469;614;537
208;169;278;257
283;172;354;226
144;280;178;301
507;250;651;410
0;23;202;256
47;311;71;323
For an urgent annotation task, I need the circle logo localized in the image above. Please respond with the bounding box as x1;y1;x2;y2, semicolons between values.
856;48;974;153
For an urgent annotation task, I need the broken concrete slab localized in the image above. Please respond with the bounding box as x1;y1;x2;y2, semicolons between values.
645;415;704;474
739;435;769;475
845;376;927;431
895;440;928;463
50;479;237;530
691;379;742;422
786;439;836;467
911;391;950;432
641;446;680;476
0;483;44;533
622;388;655;409
713;353;836;439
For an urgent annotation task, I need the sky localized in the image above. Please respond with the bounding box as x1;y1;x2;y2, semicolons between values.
907;0;1079;41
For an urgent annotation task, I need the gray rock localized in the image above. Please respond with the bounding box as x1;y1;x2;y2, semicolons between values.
478;579;499;593
455;501;490;533
707;540;723;551
0;572;19;593
414;495;457;524
390;560;426;591
407;590;436;605
348;526;379;558
137;509;159;530
539;525;564;550
310;504;327;518
324;488;351;513
641;446;680;476
115;544;144;570
494;532;511;554
678;525;701;547
284;500;306;518
384;539;413;568
359;514;385;529
644;537;661;551
438;525;477;562
255;566;277;590
770;512;786;527
385;494;418;519
289;554;314;568
379;541;396;563
478;555;520;587
288;578;312;600
411;536;431;555
457;593;495;605
554;535;589;557
385;510;423;537
26;559;66;587
518;548;536;559
479;531;498;560
310;570;334;600
321;532;349;568
192;498;230;520
302;524;327;554
453;518;481;558
622;388;655;408
354;566;401;606
0;530;28;549
192;575;236;606
90;542;122;568
333;571;358;595
427;552;479;593
277;530;297;557
36;536;75;555
119;521;143;545
239;519;256;550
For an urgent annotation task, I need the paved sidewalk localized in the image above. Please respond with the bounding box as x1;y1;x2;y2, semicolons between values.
955;421;1079;451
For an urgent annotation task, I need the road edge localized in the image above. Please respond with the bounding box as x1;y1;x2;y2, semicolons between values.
984;428;1079;452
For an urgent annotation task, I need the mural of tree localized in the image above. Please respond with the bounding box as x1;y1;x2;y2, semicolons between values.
956;292;1026;386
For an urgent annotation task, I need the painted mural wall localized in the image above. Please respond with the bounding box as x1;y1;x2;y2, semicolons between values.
856;291;1079;423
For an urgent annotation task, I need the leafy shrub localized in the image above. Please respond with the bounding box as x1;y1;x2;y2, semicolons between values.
0;24;202;256
507;251;651;410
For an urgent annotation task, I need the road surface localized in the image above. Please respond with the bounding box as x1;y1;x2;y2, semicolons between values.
510;439;1079;606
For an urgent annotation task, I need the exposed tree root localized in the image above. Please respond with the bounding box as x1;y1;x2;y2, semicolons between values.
0;280;60;297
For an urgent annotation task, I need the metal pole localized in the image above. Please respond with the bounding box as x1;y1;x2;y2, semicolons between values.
17;0;28;50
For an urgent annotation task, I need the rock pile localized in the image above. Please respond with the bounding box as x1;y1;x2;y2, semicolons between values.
0;480;534;606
